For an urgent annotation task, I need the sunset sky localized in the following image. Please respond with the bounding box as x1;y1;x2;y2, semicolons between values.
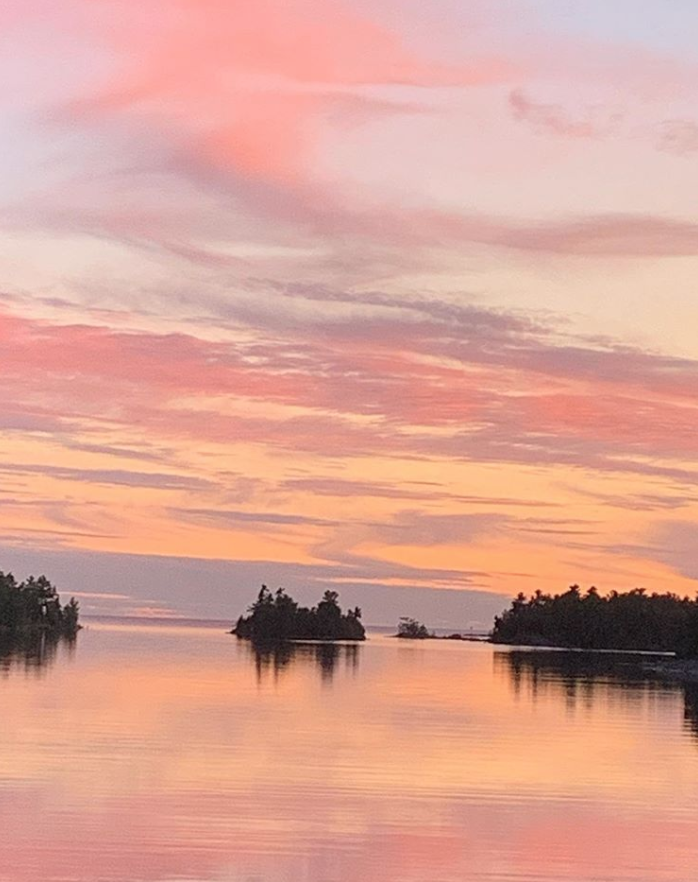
2;0;698;626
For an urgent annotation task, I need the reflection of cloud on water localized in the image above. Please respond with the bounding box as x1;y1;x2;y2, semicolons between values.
495;648;698;743
242;640;361;684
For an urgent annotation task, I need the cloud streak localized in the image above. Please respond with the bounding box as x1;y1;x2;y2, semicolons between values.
3;298;698;484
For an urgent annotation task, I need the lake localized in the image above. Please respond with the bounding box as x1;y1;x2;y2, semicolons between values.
1;619;697;882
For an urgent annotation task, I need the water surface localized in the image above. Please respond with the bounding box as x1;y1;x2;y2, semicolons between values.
1;620;697;882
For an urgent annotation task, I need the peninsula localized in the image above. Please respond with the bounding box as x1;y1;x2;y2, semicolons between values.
233;586;366;642
491;585;698;656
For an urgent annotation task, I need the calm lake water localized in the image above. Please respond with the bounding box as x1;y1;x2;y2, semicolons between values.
2;619;698;882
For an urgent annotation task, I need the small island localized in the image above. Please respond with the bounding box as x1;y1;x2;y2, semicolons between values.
395;617;433;639
233;586;365;642
491;585;698;656
0;571;80;637
394;617;487;641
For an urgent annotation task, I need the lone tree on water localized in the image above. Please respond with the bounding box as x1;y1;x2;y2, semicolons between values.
396;617;432;639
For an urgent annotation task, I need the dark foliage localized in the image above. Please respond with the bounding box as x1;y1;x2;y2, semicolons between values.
396;617;433;639
233;586;365;642
0;571;80;637
491;585;698;655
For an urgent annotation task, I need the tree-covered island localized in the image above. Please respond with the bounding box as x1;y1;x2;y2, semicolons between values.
0;571;80;636
491;585;698;656
396;617;433;639
233;586;365;642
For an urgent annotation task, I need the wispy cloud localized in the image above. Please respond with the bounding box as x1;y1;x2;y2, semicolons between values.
508;89;620;139
0;463;212;492
4;300;698;481
656;119;698;155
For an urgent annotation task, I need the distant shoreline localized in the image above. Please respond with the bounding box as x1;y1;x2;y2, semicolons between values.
81;615;489;636
392;633;489;642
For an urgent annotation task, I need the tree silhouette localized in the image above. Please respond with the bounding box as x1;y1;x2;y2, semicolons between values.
492;585;698;655
396;617;432;639
0;571;80;637
233;586;365;642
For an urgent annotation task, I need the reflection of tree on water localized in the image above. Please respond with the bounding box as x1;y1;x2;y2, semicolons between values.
495;649;698;743
682;682;698;740
497;649;664;709
245;640;360;684
0;631;76;676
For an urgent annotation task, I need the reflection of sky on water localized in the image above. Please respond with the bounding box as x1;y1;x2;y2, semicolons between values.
1;622;698;881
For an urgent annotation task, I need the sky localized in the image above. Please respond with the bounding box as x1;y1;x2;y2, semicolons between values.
2;0;698;627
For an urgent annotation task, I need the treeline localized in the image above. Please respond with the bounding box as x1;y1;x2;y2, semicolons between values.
0;572;80;636
233;586;365;642
491;586;698;656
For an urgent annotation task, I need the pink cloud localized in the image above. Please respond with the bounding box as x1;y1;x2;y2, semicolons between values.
7;0;698;268
65;0;513;186
3;298;698;484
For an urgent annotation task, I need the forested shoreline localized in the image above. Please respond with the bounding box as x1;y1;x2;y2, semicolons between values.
491;585;698;656
0;572;80;637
